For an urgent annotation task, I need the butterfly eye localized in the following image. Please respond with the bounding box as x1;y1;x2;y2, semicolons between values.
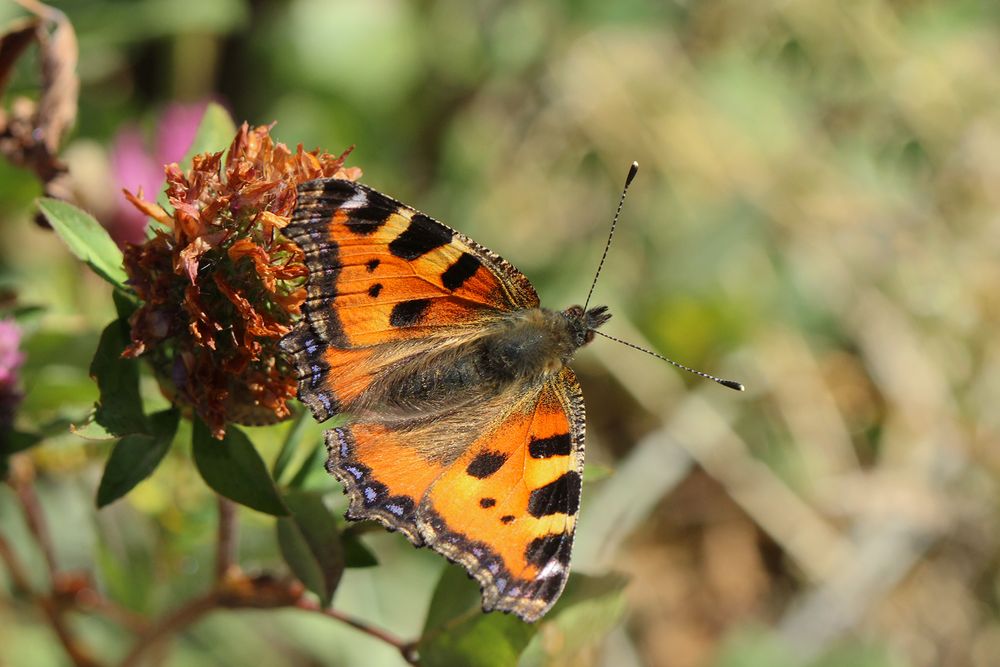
584;329;595;344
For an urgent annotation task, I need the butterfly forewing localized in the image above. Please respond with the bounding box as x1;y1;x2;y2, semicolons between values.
284;178;537;343
281;178;539;419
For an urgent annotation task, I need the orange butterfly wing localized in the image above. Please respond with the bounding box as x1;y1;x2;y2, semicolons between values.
281;178;538;421
283;177;586;622
419;368;585;621
325;368;584;622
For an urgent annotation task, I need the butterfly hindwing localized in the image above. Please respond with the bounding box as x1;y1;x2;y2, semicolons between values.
324;422;434;545
417;367;585;621
326;366;585;623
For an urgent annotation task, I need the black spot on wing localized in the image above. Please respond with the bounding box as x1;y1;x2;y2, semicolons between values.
500;515;515;524
441;252;481;291
479;497;496;508
528;434;572;459
466;451;508;479
313;177;359;202
527;471;581;518
525;533;572;567
343;205;390;234
388;213;452;260
368;283;382;298
389;299;431;327
362;188;398;211
366;258;380;273
529;574;566;603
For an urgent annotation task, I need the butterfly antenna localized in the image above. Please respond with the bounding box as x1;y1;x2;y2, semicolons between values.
595;330;745;391
583;161;639;312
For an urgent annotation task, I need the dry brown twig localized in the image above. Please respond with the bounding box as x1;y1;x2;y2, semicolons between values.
2;457;418;666
116;570;418;667
0;0;79;206
5;457;105;667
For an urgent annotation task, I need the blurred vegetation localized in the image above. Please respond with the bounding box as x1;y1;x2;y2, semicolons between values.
2;0;1000;666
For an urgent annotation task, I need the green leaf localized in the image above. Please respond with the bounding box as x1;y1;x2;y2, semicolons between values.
112;288;139;325
37;198;128;287
343;533;378;568
90;320;147;437
422;563;482;632
4;430;43;455
287;437;326;489
582;462;614;484
72;414;118;441
9;304;45;323
1;430;44;479
518;573;629;667
96;409;179;508
549;572;629;613
276;490;344;606
276;412;342;489
272;407;308;481
419;565;537;667
192;421;287;516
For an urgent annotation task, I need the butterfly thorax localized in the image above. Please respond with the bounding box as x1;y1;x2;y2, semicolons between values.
353;305;610;421
481;305;611;375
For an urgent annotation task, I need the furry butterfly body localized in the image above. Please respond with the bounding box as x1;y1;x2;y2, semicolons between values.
281;177;609;622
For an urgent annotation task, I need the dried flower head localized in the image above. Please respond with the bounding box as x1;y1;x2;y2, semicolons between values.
122;123;360;437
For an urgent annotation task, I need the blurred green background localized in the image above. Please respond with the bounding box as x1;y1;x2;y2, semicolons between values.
2;0;999;665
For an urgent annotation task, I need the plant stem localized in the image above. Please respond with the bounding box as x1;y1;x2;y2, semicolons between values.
10;457;57;574
117;591;221;667
215;496;238;581
294;598;419;665
4;459;104;667
4;466;415;666
38;597;105;667
0;534;32;594
117;584;418;667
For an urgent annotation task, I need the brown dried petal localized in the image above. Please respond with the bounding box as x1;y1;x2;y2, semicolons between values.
213;274;287;340
259;210;289;232
123;189;173;227
184;284;219;349
227;239;276;292
178;236;212;284
274;288;306;314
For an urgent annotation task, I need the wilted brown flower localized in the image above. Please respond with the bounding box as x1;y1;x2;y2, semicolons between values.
122;123;360;437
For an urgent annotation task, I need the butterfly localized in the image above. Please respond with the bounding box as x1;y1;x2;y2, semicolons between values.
278;175;615;623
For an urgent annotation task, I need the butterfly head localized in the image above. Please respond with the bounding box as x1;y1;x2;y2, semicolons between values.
562;304;611;349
